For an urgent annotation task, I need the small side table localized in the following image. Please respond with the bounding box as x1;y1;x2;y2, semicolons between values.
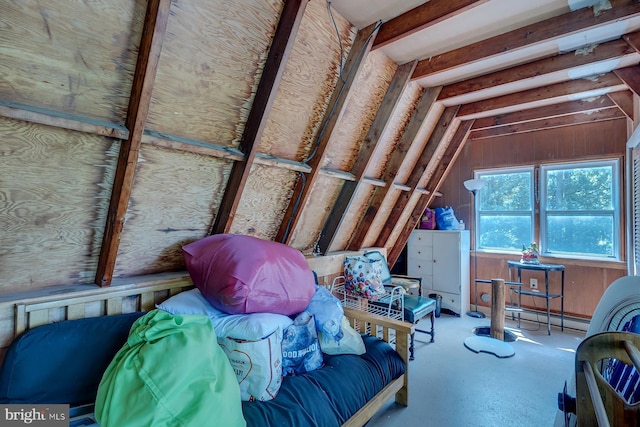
507;260;565;335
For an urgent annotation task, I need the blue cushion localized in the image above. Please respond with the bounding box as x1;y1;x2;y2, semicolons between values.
403;296;436;324
603;315;640;404
0;312;143;405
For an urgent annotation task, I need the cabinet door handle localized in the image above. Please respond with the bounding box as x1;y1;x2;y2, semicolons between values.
433;259;437;263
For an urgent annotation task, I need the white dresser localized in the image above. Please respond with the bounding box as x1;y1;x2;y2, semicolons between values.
407;230;470;316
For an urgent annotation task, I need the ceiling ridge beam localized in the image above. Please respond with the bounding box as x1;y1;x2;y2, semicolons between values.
457;72;626;119
374;105;460;248
438;38;637;103
372;0;488;50
347;86;442;251
317;60;417;254
275;21;381;245
211;0;309;235
95;0;172;287
412;0;640;81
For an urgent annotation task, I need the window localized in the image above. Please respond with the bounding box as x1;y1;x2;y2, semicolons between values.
475;159;621;261
476;167;534;252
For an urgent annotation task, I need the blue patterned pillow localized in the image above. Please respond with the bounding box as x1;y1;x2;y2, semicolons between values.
603;315;640;404
343;256;386;300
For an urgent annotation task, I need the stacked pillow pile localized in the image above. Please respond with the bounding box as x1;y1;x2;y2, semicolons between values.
158;234;365;402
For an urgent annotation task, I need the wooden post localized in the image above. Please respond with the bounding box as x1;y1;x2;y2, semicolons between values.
491;278;505;341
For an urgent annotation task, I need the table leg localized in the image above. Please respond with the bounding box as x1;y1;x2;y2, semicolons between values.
545;271;550;335
561;270;565;331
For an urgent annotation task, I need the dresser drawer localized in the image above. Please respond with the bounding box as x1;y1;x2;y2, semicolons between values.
407;255;433;276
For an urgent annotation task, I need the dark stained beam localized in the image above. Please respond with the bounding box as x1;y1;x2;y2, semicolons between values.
438;38;636;101
607;90;634;119
614;64;640;96
470;108;626;139
317;61;417;254
95;0;172;287
276;22;381;244
412;0;640;80
624;29;640;52
372;0;488;49
471;97;617;130
457;72;626;119
211;0;309;235
388;119;473;266
375;105;460;249
425;120;475;207
347;86;443;251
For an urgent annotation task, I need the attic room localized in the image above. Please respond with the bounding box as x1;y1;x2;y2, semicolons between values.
2;0;640;425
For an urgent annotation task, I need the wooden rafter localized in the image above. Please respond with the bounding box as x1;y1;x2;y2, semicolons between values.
457;72;626;119
607;90;634;119
347;86;442;250
317;61;417;254
211;0;309;235
95;0;172;287
470;108;626;139
387;118;470;265
375;105;460;249
614;64;640;96
624;28;640;52
438;38;637;102
276;21;381;244
372;0;488;49
412;0;640;80
425;120;475;207
471;97;618;130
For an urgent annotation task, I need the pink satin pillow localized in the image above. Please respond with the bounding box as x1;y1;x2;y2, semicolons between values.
183;234;315;316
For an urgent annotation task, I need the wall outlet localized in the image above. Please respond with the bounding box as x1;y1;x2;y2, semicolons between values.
530;278;538;289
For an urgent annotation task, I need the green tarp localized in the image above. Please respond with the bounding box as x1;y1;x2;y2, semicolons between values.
96;310;245;427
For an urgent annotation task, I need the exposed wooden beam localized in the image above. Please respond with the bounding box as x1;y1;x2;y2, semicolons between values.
388;118;469;266
0;100;129;140
387;121;471;265
614;64;640;96
372;0;488;49
276;21;381;244
607;90;634;119
425;120;475;207
624;29;640;52
412;0;640;80
317;61;416;254
457;72;626;119
211;0;309;235
347;86;442;251
95;0;172;287
375;105;460;248
471;97;618;130
470;108;626;139
438;38;636;102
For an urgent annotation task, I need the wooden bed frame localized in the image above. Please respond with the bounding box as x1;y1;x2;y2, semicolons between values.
10;250;414;427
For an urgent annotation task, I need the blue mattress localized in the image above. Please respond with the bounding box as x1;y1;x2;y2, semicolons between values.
242;335;405;427
0;314;404;427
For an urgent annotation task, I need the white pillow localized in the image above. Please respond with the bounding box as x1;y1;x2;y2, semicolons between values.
157;289;293;340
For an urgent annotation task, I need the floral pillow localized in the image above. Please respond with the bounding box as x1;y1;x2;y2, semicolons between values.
343;256;386;300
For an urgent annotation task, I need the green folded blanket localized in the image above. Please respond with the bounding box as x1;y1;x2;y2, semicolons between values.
95;310;245;427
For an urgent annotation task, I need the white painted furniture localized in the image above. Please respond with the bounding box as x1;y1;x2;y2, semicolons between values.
407;230;470;316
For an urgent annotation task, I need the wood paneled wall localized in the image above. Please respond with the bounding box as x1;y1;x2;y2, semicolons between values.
436;118;629;319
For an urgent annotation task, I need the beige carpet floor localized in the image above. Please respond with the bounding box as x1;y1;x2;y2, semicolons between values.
366;312;585;427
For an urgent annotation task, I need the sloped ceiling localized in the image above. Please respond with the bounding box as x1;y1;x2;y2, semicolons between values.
2;0;639;293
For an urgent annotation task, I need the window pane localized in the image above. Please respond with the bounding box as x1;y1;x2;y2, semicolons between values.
479;172;531;211
545;166;613;211
479;215;532;251
546;215;614;257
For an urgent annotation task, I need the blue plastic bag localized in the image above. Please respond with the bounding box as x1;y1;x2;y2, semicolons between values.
434;206;459;230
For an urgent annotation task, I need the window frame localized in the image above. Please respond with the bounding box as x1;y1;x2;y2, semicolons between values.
473;158;622;262
539;159;621;261
475;166;535;253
